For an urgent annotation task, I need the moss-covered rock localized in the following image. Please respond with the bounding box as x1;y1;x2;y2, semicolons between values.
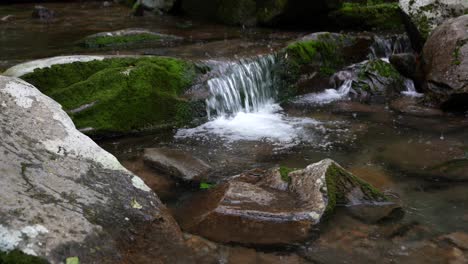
332;59;406;101
79;29;182;49
0;250;49;264
275;32;373;100
330;1;403;30
21;57;202;136
174;159;394;245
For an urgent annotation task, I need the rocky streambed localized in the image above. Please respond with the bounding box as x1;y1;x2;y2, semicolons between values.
1;1;468;263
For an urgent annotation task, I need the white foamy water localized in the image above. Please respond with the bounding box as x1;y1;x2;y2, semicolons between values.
294;79;353;105
401;78;423;97
176;104;319;144
178;55;319;146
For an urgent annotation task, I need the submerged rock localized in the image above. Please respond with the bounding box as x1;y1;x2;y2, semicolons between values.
175;159;396;245
32;5;55;21
421;15;468;112
390;96;444;117
0;76;192;263
378;139;468;181
79;28;183;49
15;56;203;136
143;148;211;182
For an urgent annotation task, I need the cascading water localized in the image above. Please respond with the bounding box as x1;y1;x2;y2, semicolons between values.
293;79;353;105
402;78;423;97
176;55;319;146
205;55;277;118
368;35;412;61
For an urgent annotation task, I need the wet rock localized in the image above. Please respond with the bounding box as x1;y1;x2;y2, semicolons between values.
122;158;179;201
13;56;201;136
440;232;468;250
389;53;417;79
332;59;406;102
377;139;468;181
175;159;394;245
390;96;444;117
399;0;468;40
277;32;374;98
32;5;55;21
143;148;211;182
79;28;183;49
183;233;309;263
421;15;468;112
0;15;14;23
0;76;192;263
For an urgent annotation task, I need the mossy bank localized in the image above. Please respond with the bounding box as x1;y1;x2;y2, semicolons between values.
22;57;205;136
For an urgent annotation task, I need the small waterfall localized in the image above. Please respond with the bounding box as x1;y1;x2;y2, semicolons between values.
205;55;277;118
401;78;423;97
369;35;412;60
293;79;353;105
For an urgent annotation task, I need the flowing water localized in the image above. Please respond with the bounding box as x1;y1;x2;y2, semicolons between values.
2;2;468;263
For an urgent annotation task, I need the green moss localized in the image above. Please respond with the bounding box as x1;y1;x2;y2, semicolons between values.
324;163;387;216
200;182;214;189
22;57;199;135
65;257;79;264
279;166;296;183
330;2;402;30
285;38;344;75
0;250;49;264
452;39;467;66
80;34;162;49
361;59;401;79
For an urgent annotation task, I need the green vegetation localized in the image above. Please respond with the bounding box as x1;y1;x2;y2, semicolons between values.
80;33;162;49
200;182;214;189
284;34;346;77
360;59;401;79
279;166;296;183
324;163;387;216
330;1;402;30
0;250;49;264
452;39;467;66
65;257;79;264
22;57;200;135
353;59;404;96
276;33;351;101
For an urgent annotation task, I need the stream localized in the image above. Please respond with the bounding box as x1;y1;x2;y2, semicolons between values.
2;2;467;263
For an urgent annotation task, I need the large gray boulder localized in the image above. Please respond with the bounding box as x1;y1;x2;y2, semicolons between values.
175;159;398;245
0;76;192;263
422;15;468;111
399;0;468;39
